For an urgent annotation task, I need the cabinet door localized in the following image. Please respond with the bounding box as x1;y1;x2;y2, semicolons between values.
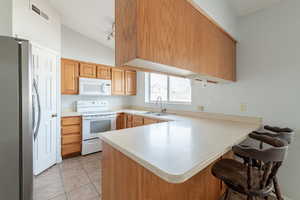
126;114;133;128
80;62;97;78
133;115;144;127
97;65;111;80
112;68;125;95
61;59;79;94
125;70;137;96
116;114;125;130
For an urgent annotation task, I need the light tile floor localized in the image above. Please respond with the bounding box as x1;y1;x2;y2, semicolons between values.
34;153;102;200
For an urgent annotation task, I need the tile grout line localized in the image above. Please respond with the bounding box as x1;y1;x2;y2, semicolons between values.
80;156;101;197
58;162;69;200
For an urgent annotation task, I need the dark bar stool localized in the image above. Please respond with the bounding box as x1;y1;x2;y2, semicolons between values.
252;126;294;200
211;132;288;200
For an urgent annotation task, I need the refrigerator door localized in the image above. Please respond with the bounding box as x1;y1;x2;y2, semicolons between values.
0;36;33;200
20;39;33;200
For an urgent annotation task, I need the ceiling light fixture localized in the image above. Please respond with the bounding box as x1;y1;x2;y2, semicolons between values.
107;22;115;41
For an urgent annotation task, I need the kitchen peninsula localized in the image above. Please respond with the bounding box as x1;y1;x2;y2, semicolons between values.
100;112;261;200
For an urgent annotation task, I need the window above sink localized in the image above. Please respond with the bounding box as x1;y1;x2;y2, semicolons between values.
145;72;192;104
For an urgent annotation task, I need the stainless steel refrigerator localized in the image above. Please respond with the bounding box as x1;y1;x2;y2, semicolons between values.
0;36;40;200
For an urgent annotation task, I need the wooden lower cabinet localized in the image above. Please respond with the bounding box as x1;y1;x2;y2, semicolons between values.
115;114;165;129
102;143;223;200
61;117;82;158
125;114;133;128
62;143;81;157
143;117;158;125
116;113;126;130
132;115;144;127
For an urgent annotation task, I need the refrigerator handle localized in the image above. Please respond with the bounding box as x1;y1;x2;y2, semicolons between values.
33;79;41;140
32;94;36;132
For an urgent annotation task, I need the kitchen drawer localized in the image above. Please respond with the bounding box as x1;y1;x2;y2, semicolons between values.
62;117;81;126
62;125;81;135
133;115;144;127
62;143;81;157
62;134;81;145
144;118;158;125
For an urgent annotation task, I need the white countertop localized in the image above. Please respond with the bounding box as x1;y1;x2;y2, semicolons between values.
100;113;261;183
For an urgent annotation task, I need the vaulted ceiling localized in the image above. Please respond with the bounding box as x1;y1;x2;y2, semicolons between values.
49;0;282;49
49;0;115;49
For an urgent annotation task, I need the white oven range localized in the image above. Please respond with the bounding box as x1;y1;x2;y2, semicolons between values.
76;101;116;155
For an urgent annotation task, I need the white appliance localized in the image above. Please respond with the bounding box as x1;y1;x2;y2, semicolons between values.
76;100;116;155
79;78;112;96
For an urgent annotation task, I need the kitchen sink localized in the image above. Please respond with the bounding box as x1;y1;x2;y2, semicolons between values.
144;112;168;116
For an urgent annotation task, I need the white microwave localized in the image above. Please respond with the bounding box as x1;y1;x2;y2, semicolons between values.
79;78;111;96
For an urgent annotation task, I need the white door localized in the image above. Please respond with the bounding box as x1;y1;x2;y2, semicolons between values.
32;44;60;175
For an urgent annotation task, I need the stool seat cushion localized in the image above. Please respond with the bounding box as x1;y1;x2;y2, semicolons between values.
212;159;262;194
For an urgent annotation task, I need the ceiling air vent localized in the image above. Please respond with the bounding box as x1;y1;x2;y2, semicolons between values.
31;4;49;21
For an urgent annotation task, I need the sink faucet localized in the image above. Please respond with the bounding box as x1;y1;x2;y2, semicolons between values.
156;96;167;113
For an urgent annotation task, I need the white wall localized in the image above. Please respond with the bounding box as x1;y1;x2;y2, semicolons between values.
13;0;61;52
0;0;12;36
61;95;127;112
130;1;300;198
61;25;115;66
61;25;128;111
193;0;239;40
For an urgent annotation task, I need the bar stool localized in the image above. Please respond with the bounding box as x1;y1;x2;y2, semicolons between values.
252;126;294;200
211;132;288;200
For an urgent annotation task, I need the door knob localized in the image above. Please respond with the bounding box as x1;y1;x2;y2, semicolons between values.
52;114;58;118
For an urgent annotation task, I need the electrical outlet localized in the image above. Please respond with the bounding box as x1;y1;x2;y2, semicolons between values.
197;106;204;111
240;104;247;112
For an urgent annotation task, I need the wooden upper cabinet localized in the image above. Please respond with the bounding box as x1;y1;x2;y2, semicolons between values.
80;62;97;78
61;59;79;95
115;0;236;82
97;65;111;80
111;68;125;95
125;70;136;96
